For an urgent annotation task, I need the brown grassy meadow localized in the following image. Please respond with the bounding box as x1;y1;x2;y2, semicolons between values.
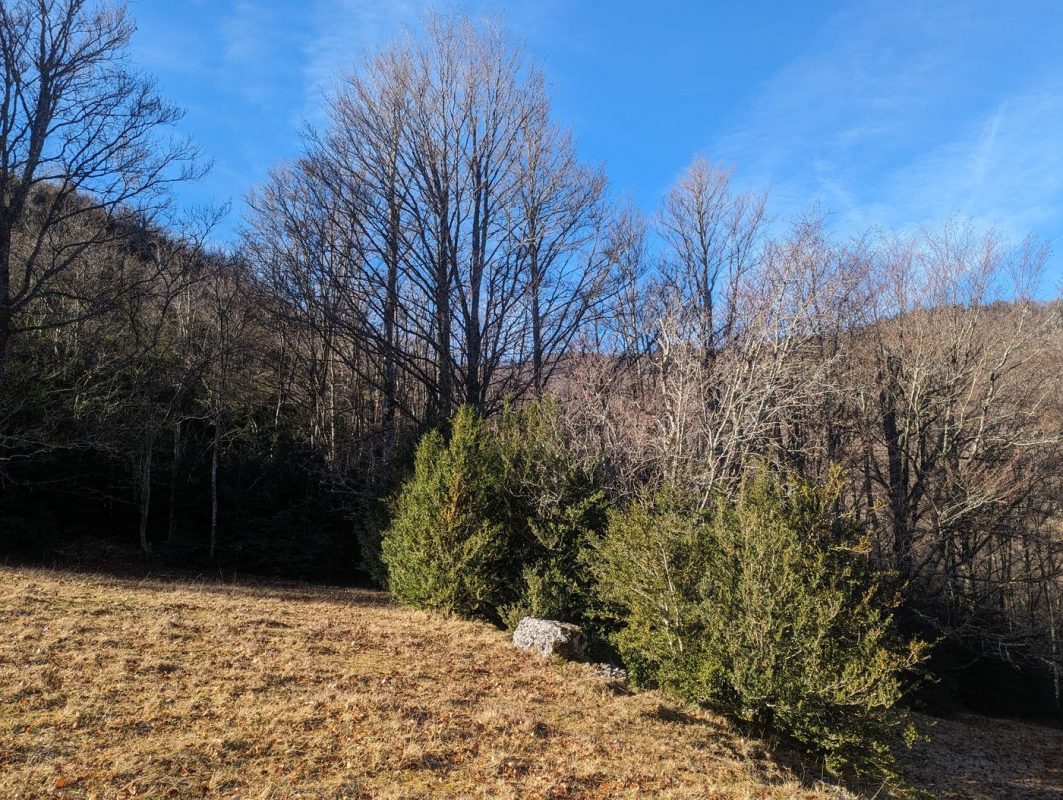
1;567;1060;799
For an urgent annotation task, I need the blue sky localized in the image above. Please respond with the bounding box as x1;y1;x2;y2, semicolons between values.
131;0;1063;286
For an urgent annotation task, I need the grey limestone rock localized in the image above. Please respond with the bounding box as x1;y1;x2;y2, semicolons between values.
512;616;588;660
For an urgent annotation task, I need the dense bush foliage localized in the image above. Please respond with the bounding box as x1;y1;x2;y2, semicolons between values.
381;402;608;624
381;407;508;617
593;470;926;782
381;407;927;781
383;420;927;781
496;401;609;627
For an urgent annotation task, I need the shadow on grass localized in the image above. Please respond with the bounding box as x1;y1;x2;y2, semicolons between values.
3;555;392;608
647;694;1063;799
642;700;862;797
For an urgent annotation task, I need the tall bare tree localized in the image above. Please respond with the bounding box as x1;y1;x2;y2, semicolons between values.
849;226;1062;659
0;0;200;386
512;111;609;395
248;14;611;428
657;157;767;354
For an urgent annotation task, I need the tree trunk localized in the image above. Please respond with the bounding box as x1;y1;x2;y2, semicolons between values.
531;265;544;396
465;171;485;410
168;421;181;543
434;233;453;420
0;221;12;390
139;431;155;554
383;184;400;442
0;317;9;392
879;355;913;579
210;413;221;560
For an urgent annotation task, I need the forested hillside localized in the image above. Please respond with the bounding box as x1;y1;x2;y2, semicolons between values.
1;2;1061;795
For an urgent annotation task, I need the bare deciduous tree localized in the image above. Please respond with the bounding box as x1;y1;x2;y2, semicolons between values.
850;225;1062;665
0;0;201;386
247;14;612;433
657;157;767;354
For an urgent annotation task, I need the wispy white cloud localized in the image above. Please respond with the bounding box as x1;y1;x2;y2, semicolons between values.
711;0;1063;268
870;79;1063;237
143;0;1063;264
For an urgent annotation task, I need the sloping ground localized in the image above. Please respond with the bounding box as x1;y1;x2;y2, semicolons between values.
904;713;1063;799
0;568;1058;800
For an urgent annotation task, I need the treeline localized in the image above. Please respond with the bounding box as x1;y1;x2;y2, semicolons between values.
0;0;353;573
1;0;1062;764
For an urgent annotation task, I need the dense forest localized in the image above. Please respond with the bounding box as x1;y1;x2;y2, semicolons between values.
1;1;1061;787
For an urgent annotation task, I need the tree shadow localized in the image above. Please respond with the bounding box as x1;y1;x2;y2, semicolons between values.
643;700;856;797
4;557;391;608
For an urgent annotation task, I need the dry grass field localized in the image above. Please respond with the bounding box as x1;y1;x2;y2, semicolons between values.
0;567;1060;800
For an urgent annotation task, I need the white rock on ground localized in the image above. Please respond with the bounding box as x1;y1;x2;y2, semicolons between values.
512;616;588;660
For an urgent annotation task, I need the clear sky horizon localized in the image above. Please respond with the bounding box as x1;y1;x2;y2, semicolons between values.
131;0;1063;289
